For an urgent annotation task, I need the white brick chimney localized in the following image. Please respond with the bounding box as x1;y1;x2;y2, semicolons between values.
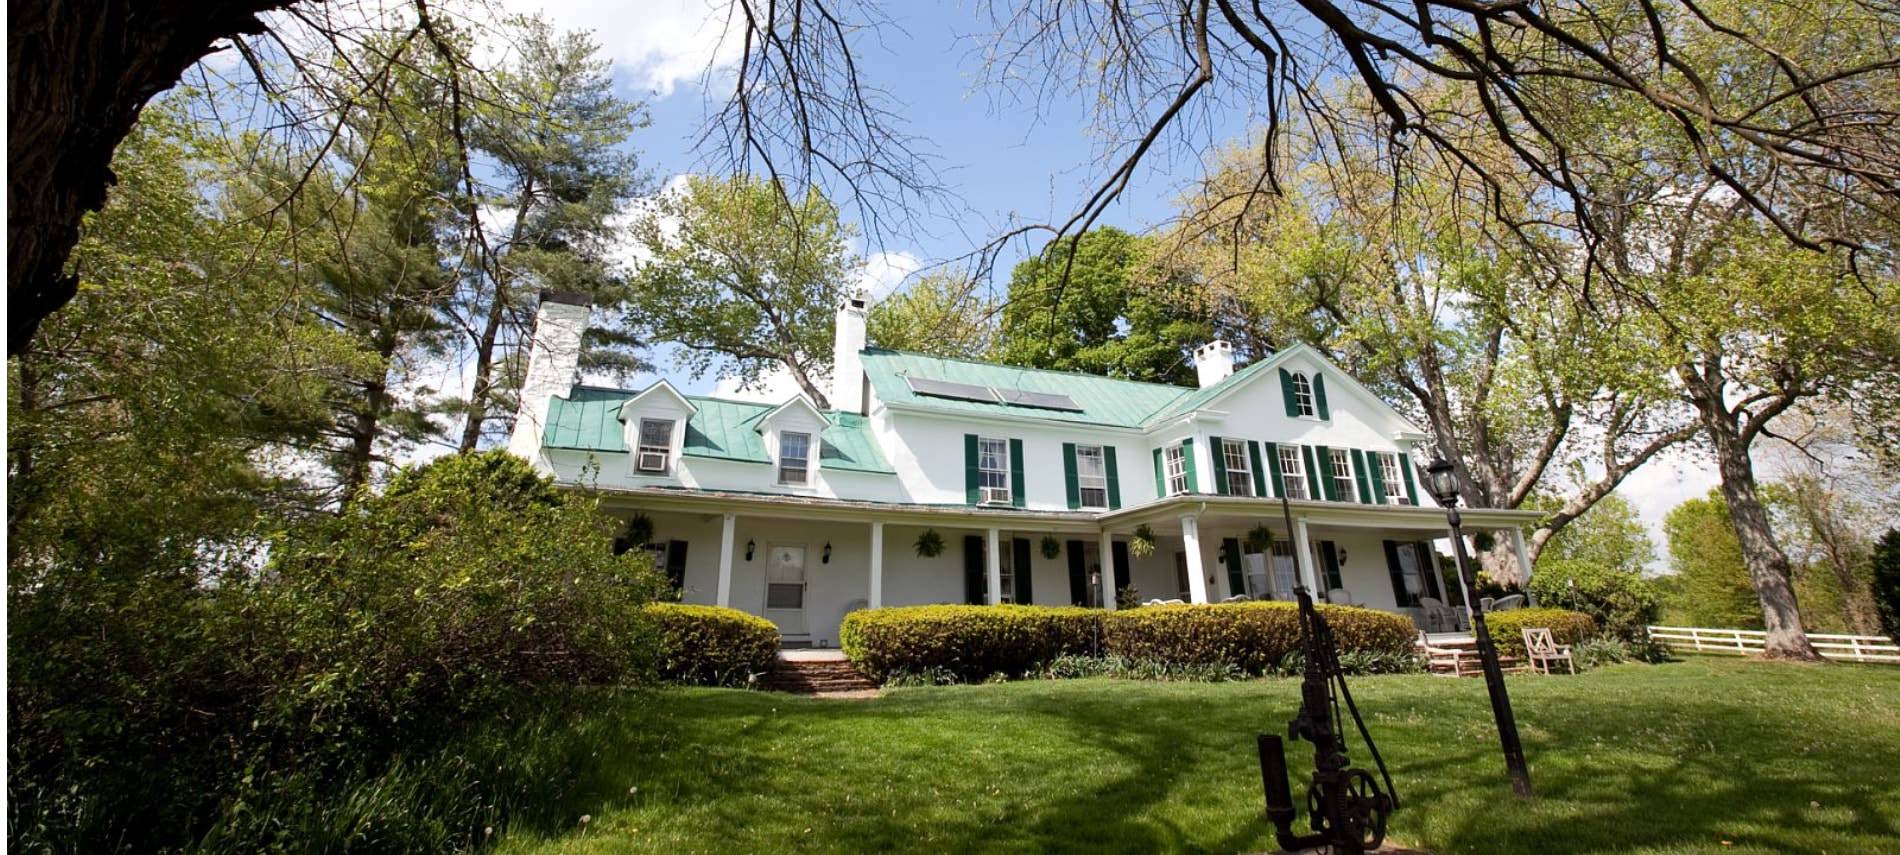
831;288;870;413
508;291;590;459
1193;340;1235;388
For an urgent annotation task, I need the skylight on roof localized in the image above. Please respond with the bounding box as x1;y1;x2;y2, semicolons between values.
906;376;998;403
993;387;1083;412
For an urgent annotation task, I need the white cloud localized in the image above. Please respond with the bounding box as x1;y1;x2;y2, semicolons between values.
711;364;817;403
501;0;743;96
1610;447;1721;574
858;250;923;302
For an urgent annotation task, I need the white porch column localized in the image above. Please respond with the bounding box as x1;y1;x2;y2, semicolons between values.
1293;517;1319;592
1510;526;1534;592
716;513;737;607
1180;515;1210;604
986;527;1003;605
869;521;885;609
1098;530;1118;611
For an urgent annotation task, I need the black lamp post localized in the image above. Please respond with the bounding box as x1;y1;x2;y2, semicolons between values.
1423;457;1534;798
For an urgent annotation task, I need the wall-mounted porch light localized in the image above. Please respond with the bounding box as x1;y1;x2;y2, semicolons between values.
823;541;833;564
745;539;756;561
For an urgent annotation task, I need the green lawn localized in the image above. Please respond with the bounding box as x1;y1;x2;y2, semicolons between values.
492;658;1900;854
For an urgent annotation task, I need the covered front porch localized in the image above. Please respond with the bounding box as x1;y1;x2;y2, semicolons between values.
599;489;1541;648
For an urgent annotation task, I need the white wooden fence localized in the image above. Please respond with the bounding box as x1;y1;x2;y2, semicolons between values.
1646;625;1900;664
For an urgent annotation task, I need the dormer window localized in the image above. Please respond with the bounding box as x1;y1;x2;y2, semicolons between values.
779;431;812;485
636;418;674;474
1291;372;1316;417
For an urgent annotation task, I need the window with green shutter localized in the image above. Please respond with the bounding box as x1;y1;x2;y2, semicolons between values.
1104;446;1122;509
964;434;980;505
1071;443;1110;509
1248;440;1269;497
1009;438;1026;508
1209;435;1229;495
1314;445;1338;501
1398;452;1420;505
1312;372;1330;419
1181;437;1199;492
1351;449;1375;504
1062;442;1080;509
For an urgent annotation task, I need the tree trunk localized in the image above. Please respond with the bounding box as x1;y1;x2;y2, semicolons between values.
338;333;398;505
458;295;508;452
9;0;288;354
1695;395;1823;660
786;359;831;411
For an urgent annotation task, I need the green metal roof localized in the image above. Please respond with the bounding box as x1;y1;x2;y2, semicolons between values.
541;386;895;474
860;348;1195;428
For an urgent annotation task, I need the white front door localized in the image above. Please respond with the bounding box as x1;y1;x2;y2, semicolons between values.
763;543;809;637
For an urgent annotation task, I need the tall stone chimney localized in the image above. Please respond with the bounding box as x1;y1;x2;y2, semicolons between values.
1193;340;1236;389
831;288;870;413
507;291;590;459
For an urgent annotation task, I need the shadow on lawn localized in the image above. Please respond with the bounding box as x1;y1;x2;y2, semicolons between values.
493;665;1900;855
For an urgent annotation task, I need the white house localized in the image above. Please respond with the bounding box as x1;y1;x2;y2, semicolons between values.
509;291;1541;648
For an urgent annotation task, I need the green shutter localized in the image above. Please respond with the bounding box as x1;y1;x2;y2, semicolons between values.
1062;442;1080;509
1153;448;1165;497
1313;372;1331;419
1012;537;1034;603
1319;541;1344;591
1221;538;1245;597
1399;452;1420;505
1105;446;1122;509
1303;445;1323;501
1181;438;1199;493
1279;368;1298;416
1111;541;1131;591
1210;435;1229;495
965;535;987;604
1382;539;1414;607
1366;451;1388;505
1066;540;1088;605
964;434;980;505
1314;445;1337;501
1248;440;1268;497
1265;441;1285;497
1009;438;1026;508
1352;449;1374;504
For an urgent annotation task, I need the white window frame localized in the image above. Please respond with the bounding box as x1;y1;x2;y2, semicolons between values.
1164;443;1189;496
1076;444;1109;509
636;418;674;474
1222;438;1254;496
979;436;1011;504
778;430;812;485
1329;448;1357;502
1377;452;1412;505
1291;372;1316;418
1277;444;1309;500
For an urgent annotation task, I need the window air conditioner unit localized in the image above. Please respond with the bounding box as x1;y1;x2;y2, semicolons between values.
637;451;668;473
982;486;1012;505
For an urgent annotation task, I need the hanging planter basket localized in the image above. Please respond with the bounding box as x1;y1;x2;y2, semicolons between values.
1041;534;1062;560
914;528;946;558
1129;524;1157;558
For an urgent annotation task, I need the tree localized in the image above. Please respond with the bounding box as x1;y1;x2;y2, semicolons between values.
997;227;1212;385
627;175;858;408
1873;529;1900;641
1662;492;1764;630
867;269;996;359
1533;494;1656;578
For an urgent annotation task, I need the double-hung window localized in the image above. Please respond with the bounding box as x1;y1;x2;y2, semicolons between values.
636;419;674;474
978;437;1011;504
778;431;812;485
1076;444;1109;509
1222;439;1254;496
1277;444;1309;500
1377;452;1412;505
1164;443;1190;496
1329;448;1357;502
1291;373;1316;417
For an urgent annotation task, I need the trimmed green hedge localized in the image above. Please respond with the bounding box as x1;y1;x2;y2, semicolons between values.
840;605;1103;682
1483;607;1597;658
841;601;1416;683
1104;602;1416;675
646;603;781;686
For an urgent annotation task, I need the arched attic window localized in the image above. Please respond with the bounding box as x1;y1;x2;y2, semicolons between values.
1291;372;1316;417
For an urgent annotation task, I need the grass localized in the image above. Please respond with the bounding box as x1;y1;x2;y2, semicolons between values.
449;657;1899;854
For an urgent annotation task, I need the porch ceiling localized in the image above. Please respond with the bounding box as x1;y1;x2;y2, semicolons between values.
591;485;1104;532
1098;495;1539;535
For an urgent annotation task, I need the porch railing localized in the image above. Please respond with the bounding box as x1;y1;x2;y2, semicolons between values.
1645;625;1900;664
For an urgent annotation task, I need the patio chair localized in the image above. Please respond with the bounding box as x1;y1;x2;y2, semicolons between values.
1419;597;1458;632
1220;594;1252;603
1487;594;1527;612
1325;588;1354;606
1416;630;1475;677
1522;627;1576;675
1143;598;1187;606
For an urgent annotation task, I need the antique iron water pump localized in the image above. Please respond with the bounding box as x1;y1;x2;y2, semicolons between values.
1256;587;1398;854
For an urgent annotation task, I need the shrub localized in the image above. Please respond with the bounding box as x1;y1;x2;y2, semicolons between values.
1483;607;1597;658
646;603;780;686
1038;654;1244;682
840;605;1104;682
1104;602;1416;676
1528;559;1661;642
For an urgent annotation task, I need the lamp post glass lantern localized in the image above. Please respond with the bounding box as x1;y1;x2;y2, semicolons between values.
1425;457;1534;798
